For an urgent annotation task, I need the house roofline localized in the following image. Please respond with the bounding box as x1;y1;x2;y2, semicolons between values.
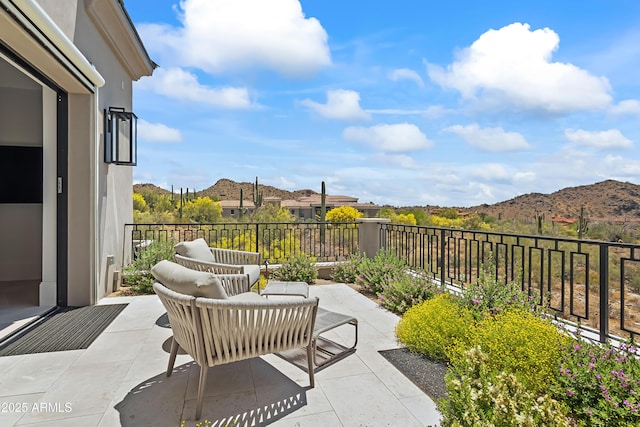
85;0;155;80
1;0;106;88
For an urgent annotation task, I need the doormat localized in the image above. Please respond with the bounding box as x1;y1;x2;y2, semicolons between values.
378;347;448;400
0;304;127;356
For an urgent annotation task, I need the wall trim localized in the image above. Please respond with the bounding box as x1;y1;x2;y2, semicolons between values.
85;0;154;80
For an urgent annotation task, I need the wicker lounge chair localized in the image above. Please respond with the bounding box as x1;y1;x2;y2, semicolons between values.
151;261;318;420
173;238;261;288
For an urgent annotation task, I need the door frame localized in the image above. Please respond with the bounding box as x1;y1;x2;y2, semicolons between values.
0;43;68;307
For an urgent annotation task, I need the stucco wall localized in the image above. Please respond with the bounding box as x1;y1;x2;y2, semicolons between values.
75;6;133;303
37;0;136;303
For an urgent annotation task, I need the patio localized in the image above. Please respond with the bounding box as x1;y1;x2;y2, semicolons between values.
0;284;441;426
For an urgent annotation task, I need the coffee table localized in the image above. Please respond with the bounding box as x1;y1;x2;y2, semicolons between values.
311;307;358;369
276;307;358;372
260;281;309;298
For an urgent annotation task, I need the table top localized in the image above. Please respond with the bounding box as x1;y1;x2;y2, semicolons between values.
314;307;357;335
261;281;309;297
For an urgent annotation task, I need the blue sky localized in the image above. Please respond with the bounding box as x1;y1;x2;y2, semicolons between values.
125;0;640;207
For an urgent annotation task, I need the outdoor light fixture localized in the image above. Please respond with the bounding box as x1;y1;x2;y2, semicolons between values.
104;107;137;165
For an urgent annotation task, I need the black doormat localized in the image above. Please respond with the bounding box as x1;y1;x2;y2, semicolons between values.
379;347;448;400
0;304;127;356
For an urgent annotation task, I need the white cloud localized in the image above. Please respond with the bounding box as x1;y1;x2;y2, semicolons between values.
388;68;424;87
267;176;297;190
138;0;331;77
427;22;612;114
343;123;434;152
445;123;530;152
469;163;511;181
603;155;640;175
564;129;633;149
138;119;182;143
610;99;640;115
370;153;420;169
137;68;252;109
365;105;448;117
300;90;370;121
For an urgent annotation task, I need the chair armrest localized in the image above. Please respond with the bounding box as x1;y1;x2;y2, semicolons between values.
209;247;261;266
174;254;243;275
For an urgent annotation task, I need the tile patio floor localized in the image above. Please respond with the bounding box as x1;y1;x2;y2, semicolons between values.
0;284;441;426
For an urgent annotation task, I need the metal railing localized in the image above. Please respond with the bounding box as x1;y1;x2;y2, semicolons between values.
124;222;359;264
123;220;640;342
381;223;640;342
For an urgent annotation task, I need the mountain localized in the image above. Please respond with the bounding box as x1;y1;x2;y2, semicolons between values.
134;179;640;221
133;179;319;202
467;180;640;221
199;178;319;201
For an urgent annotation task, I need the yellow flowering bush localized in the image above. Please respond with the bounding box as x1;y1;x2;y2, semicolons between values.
450;309;569;395
396;294;473;361
439;346;571;427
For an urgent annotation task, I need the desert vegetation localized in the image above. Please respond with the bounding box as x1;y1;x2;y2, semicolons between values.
132;179;640;244
336;252;640;426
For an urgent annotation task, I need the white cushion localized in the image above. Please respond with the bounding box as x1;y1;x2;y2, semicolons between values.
151;260;227;299
227;292;267;303
242;264;261;285
174;238;215;263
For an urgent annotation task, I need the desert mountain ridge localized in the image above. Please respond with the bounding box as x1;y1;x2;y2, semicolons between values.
133;179;320;202
134;179;640;221
466;180;640;221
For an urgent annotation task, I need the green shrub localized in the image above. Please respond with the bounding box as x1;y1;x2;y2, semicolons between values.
457;258;543;320
450;309;568;395
331;253;364;283
356;249;407;295
439;346;571;427
123;239;175;294
379;273;443;314
553;338;640;426
272;253;318;284
396;294;474;361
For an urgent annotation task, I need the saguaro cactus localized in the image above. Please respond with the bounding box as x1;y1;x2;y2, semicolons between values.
252;177;263;208
577;206;589;239
239;188;244;218
535;212;544;235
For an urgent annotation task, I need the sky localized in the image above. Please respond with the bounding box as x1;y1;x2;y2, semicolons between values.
125;0;640;207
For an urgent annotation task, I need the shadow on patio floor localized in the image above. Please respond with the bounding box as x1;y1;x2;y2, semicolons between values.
115;358;311;426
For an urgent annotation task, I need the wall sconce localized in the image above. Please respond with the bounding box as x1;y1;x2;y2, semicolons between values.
104;107;137;165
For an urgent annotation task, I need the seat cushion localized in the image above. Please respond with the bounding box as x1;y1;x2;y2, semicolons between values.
174;238;215;263
151;260;227;299
227;292;267;303
242;264;261;286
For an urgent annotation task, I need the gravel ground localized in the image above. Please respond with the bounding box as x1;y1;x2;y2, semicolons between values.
379;347;448;401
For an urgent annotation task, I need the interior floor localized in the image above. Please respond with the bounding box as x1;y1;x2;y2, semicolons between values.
0;281;53;341
0;280;40;306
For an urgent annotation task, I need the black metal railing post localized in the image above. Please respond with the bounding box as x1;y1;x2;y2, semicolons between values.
440;228;446;287
599;243;609;343
255;223;260;255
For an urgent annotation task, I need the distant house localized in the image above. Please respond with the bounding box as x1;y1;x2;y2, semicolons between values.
552;217;578;226
221;194;381;220
429;207;470;217
220;200;256;218
0;0;154;312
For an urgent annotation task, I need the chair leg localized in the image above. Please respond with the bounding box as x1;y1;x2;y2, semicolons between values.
195;364;209;420
167;336;179;377
307;342;315;388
